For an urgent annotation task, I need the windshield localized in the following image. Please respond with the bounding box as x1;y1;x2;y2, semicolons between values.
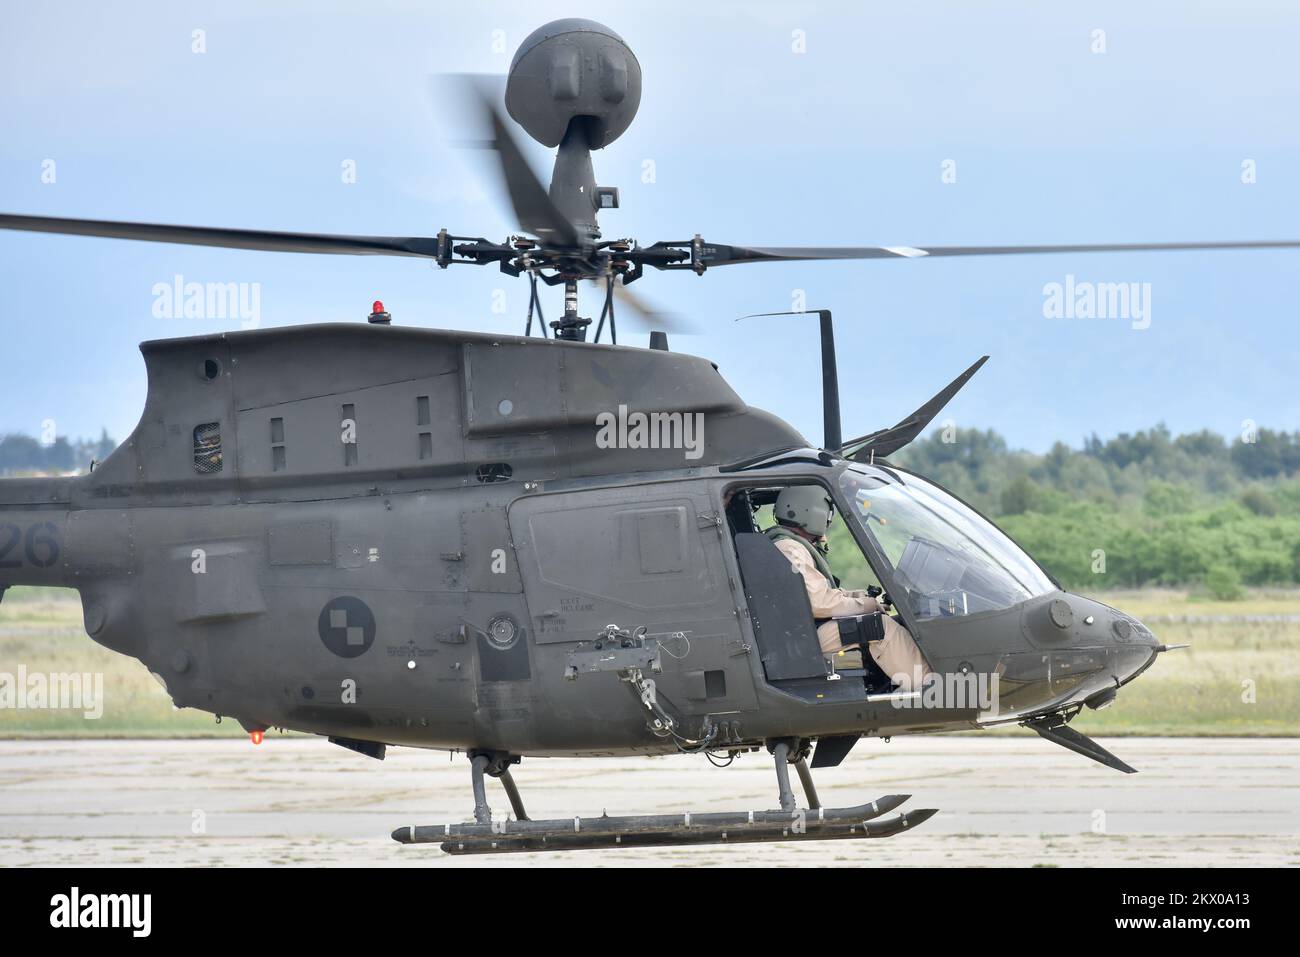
836;463;1055;619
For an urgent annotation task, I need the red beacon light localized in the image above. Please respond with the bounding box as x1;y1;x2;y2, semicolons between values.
249;729;264;745
368;299;392;325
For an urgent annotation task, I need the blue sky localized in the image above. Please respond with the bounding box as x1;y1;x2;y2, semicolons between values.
2;1;1298;452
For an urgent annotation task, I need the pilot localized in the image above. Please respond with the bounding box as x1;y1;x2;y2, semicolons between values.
768;486;931;692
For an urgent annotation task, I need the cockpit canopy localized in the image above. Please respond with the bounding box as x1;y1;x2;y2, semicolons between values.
836;463;1056;619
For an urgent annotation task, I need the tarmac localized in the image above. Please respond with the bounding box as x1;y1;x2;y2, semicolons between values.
1;736;1296;867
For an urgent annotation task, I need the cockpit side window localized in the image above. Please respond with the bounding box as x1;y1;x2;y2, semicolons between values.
823;511;883;592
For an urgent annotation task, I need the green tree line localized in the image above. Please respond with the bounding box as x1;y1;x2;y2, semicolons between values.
890;425;1300;597
0;430;117;476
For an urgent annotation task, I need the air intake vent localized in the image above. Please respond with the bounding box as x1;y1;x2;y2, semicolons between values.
193;423;222;474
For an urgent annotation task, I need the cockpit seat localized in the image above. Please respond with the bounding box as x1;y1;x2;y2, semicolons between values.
734;532;897;692
734;531;826;681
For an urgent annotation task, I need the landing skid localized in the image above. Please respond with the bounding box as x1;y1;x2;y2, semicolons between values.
392;741;939;855
395;799;936;855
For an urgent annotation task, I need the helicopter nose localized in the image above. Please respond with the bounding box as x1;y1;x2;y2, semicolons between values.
1036;595;1158;650
1083;605;1162;704
1023;595;1161;707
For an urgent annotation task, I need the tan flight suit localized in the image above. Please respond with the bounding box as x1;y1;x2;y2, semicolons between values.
771;533;931;692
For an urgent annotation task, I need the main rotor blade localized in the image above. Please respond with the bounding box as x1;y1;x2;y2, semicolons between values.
587;277;695;335
0;213;444;257
610;279;696;335
700;239;1300;266
455;75;579;248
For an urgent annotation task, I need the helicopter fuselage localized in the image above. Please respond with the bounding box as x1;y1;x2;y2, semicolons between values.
0;323;1158;757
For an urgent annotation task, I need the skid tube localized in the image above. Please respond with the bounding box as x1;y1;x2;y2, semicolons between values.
392;797;938;855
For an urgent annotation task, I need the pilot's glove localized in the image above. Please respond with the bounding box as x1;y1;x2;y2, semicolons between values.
865;585;894;610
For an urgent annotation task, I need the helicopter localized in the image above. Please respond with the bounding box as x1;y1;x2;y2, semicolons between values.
1;17;1297;855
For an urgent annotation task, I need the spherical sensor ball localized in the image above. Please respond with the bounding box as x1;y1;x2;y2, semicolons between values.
506;18;642;148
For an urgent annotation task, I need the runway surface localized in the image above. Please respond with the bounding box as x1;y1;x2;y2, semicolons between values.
1;736;1296;867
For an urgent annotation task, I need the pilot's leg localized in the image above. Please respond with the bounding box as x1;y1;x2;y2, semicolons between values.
815;620;844;655
867;616;931;692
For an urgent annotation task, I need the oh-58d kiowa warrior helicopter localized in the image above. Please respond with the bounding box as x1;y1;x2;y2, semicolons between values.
2;18;1297;855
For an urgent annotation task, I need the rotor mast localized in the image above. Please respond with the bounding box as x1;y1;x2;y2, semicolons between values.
548;118;599;341
555;276;589;341
549;119;600;248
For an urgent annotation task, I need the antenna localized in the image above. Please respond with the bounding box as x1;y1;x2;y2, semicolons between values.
737;309;840;451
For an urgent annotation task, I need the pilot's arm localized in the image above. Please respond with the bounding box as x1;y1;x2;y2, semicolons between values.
772;539;883;619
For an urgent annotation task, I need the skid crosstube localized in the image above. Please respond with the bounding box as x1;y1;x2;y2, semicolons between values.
392;796;938;855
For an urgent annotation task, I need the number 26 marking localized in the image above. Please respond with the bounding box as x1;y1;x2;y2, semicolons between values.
0;522;60;569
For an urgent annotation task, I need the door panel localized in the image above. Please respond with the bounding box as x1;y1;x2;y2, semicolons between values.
510;484;756;714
